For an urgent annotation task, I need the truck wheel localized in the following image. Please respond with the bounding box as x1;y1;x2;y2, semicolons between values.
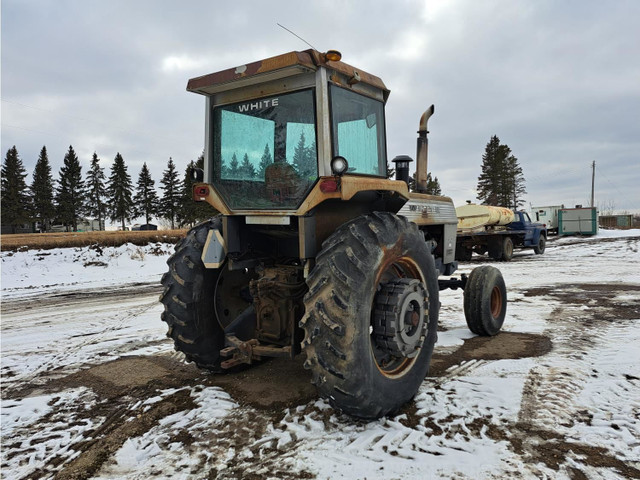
456;246;473;261
464;265;507;336
488;238;503;260
300;212;439;419
502;236;514;261
160;218;226;371
534;235;546;255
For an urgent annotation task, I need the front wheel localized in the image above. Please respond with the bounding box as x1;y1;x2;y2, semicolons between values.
300;212;439;419
534;235;546;255
464;265;507;336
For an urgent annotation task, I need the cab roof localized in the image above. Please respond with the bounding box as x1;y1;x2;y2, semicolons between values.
186;49;389;98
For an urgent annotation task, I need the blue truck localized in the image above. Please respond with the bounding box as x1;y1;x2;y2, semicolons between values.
455;205;547;261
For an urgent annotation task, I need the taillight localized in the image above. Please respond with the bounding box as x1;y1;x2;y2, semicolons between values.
320;179;339;193
193;185;209;202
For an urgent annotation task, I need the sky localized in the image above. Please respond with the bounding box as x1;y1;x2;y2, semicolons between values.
2;0;639;214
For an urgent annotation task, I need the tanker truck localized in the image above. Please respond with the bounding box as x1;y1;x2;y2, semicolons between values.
455;203;547;261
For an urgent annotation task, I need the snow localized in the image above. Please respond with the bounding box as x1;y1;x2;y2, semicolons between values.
1;242;172;298
2;229;640;479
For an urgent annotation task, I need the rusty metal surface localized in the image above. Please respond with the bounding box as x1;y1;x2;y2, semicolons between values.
187;49;388;97
249;265;306;347
220;335;293;369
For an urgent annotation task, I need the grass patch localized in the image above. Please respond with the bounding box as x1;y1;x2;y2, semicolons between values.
1;230;187;252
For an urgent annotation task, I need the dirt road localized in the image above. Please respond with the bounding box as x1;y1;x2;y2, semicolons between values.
2;234;639;479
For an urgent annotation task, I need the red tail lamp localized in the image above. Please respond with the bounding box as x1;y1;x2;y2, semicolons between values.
320;179;339;193
193;185;210;201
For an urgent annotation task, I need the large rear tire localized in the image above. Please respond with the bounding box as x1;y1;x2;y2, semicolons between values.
300;212;439;419
160;218;225;371
464;265;507;336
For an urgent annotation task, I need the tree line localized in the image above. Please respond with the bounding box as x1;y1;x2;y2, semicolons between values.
1;145;216;234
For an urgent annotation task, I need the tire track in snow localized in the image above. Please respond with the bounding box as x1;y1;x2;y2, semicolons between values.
1;284;167;393
516;285;640;476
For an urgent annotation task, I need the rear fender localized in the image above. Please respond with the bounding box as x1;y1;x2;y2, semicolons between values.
202;228;226;268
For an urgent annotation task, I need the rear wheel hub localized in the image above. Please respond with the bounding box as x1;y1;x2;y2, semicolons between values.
373;278;428;358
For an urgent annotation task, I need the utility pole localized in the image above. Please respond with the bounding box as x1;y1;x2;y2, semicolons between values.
590;161;596;208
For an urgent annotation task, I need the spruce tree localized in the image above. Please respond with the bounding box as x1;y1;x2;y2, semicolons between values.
257;144;273;179
107;152;134;230
238;153;256;179
178;153;216;227
159;157;182;229
85;152;107;230
30;146;55;232
477;135;526;209
425;172;442;196
133;162;159;225
228;153;240;179
55;145;85;231
1;146;31;233
292;131;315;178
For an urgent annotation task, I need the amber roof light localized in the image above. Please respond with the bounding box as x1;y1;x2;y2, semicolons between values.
324;50;342;62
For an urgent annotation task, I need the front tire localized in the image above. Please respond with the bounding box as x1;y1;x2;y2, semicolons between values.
534;235;546;255
300;212;439;419
464;265;507;336
160;218;225;371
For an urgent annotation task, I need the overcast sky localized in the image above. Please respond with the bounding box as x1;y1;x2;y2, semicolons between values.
2;0;639;213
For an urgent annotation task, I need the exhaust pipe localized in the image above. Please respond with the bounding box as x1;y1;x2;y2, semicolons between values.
416;105;435;194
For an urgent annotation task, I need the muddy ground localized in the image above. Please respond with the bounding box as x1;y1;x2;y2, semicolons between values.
2;235;639;479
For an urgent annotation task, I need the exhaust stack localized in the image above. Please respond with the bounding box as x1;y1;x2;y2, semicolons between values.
416;105;435;194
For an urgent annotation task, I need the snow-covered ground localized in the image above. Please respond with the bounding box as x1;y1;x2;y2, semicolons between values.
1;230;639;479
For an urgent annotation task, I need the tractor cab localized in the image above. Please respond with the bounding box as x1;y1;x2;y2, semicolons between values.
187;49;393;213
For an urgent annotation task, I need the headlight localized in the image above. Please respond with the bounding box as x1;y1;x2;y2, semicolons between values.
331;156;349;176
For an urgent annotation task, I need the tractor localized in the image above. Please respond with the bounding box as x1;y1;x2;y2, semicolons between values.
160;49;507;419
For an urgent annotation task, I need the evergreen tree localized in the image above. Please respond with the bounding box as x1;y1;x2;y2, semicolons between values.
477;135;526;209
1;146;31;233
178;153;216;227
30;146;55;232
133;162;159;225
228;153;240;179
85;152;107;230
159;157;182;229
238;153;256;179
107;152;134;230
292;131;316;178
505;151;527;209
425;172;442;196
257;143;273;179
55;145;85;231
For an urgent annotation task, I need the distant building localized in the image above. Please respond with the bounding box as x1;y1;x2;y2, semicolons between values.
599;214;634;229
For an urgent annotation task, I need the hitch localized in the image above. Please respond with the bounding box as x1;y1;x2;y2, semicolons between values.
438;273;468;291
220;335;292;369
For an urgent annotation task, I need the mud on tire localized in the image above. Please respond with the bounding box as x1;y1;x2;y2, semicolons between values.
299;212;439;419
160;217;225;371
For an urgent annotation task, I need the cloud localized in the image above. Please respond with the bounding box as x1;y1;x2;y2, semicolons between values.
2;0;639;212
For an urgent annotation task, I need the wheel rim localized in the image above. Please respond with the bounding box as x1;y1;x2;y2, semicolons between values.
371;256;428;378
490;285;502;318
